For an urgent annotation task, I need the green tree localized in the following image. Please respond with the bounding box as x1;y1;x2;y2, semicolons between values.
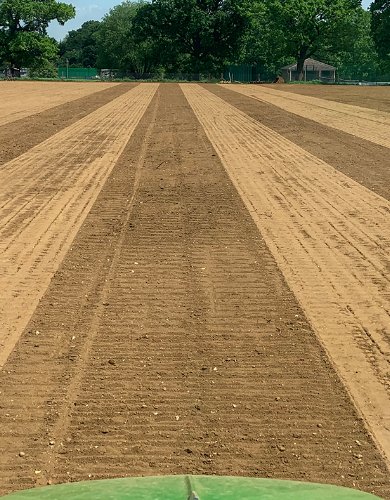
322;8;380;81
370;0;390;68
133;0;247;76
96;1;156;75
59;20;101;67
0;0;75;75
264;0;363;80
238;0;289;79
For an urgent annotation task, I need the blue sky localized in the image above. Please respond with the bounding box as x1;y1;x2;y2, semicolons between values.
48;0;373;41
48;0;121;40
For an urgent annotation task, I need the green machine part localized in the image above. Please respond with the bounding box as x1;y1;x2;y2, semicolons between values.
1;476;382;499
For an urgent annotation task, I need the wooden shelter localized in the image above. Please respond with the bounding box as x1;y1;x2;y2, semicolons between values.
281;58;336;82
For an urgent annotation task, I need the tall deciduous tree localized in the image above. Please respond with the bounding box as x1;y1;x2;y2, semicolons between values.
0;0;75;74
96;1;155;74
321;8;380;80
370;0;390;67
239;0;289;79
133;0;247;76
59;20;101;67
264;0;363;80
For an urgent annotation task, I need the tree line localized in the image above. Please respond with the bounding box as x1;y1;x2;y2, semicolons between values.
1;0;389;80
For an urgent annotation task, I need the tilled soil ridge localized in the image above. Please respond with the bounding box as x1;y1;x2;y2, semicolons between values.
0;84;389;497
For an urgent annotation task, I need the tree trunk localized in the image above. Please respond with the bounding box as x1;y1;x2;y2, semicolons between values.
296;59;304;81
296;47;308;81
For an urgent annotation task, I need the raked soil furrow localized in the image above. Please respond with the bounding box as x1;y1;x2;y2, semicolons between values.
226;84;390;149
0;83;158;368
182;83;390;466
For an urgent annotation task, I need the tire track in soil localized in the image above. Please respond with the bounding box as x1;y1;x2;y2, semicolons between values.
0;84;389;497
182;84;390;470
206;85;390;202
0;83;138;167
0;83;158;368
224;84;390;149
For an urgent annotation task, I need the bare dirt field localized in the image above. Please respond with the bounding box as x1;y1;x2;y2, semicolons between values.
226;84;390;148
0;83;389;498
0;81;119;127
270;83;390;113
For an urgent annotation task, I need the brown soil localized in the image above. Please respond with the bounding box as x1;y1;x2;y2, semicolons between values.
225;84;390;149
0;83;137;166
207;85;390;202
0;84;158;368
187;83;390;471
0;81;120;127
269;84;390;113
0;84;389;498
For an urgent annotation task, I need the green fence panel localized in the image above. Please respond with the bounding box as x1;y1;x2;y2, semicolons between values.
58;67;99;80
223;65;253;82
